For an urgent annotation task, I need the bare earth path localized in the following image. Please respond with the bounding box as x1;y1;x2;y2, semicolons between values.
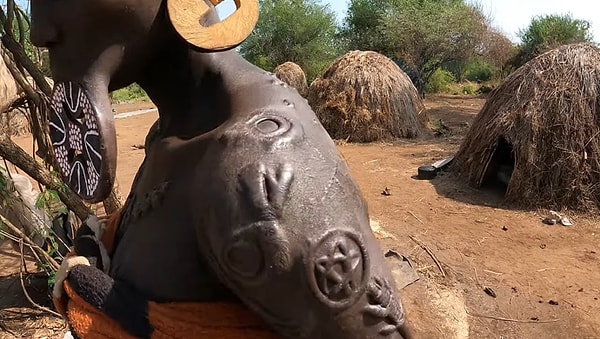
1;95;599;338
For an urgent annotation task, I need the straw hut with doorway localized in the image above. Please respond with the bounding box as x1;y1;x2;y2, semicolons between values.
452;43;600;210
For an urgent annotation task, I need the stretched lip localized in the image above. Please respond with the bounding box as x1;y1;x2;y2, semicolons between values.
47;44;125;85
48;79;118;203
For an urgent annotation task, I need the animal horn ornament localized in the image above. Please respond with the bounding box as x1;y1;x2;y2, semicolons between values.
167;0;259;51
49;82;116;203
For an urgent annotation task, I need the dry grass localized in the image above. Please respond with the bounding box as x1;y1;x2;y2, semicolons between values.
274;62;308;98
453;43;600;210
0;307;66;338
308;50;427;142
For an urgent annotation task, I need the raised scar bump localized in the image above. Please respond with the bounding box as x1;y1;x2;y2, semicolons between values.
240;163;294;219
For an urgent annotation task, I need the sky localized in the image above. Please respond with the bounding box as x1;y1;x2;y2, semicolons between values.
216;0;600;44
10;0;599;44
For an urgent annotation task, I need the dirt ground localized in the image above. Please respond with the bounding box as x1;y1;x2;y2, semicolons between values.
1;95;599;338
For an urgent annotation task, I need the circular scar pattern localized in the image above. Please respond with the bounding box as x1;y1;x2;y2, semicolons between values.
307;230;370;310
50;82;105;201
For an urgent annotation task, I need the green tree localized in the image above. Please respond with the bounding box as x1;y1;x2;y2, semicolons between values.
446;27;516;82
340;0;390;53
380;0;488;96
240;0;341;82
515;13;594;66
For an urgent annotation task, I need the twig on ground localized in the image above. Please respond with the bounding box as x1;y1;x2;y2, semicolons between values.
561;298;592;317
466;310;560;324
408;235;446;278
408;211;424;224
483;269;503;276
0;325;16;336
536;268;556;272
473;266;481;287
415;265;435;272
456;249;482;286
0;310;17;337
19;240;62;318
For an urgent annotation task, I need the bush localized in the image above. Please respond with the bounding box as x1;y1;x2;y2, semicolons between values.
110;83;149;104
463;58;496;83
461;83;477;95
426;68;456;93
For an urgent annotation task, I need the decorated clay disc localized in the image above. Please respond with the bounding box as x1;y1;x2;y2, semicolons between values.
49;82;115;202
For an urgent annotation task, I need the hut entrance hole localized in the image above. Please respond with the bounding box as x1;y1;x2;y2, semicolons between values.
481;137;515;195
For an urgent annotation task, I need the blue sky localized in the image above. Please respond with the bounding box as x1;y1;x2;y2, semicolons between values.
217;0;600;43
11;0;599;43
473;0;600;43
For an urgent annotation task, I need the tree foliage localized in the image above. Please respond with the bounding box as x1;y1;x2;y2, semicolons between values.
447;27;517;83
342;0;493;96
515;13;594;66
388;0;490;95
478;27;516;76
240;0;341;81
340;0;389;53
241;0;518;95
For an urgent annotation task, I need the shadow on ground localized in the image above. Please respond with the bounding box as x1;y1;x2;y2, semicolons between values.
429;172;505;206
0;274;65;338
0;272;53;310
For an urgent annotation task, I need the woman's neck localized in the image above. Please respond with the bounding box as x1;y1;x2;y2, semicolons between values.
134;7;257;138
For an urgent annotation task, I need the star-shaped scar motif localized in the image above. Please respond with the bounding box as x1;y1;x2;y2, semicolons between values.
315;241;362;298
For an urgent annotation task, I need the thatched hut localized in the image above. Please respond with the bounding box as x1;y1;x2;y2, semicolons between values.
452;43;600;210
274;61;308;97
308;51;427;142
0;51;21;114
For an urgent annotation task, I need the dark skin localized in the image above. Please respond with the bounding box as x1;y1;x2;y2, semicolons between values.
32;1;412;337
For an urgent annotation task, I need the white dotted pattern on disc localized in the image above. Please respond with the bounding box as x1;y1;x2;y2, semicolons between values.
48;82;103;199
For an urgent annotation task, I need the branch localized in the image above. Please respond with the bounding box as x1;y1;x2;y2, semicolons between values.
0;32;52;96
4;0;15;38
15;5;27;48
0;212;60;271
0;137;91;220
19;240;63;318
0;46;41;104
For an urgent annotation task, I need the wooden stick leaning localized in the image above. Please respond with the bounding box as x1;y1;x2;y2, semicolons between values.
19;240;63;318
0;212;60;271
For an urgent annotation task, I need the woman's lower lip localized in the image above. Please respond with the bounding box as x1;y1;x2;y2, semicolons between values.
49;72;82;83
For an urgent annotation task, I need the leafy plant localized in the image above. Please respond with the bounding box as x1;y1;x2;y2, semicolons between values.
110;83;149;104
461;83;477;95
426;68;456;93
431;119;450;136
463;58;496;83
35;188;67;218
